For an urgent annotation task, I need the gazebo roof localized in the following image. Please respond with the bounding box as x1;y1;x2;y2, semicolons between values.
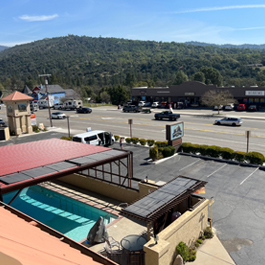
2;91;33;101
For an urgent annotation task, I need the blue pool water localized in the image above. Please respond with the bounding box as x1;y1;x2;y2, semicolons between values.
3;185;117;241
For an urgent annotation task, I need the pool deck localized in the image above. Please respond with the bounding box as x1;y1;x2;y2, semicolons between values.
39;181;147;251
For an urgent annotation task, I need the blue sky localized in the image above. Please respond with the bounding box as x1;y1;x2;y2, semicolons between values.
2;0;265;47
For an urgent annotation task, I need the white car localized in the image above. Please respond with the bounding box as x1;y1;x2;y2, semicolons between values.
138;101;145;107
214;105;223;110
152;102;159;108
51;112;67;119
214;117;242;126
224;104;234;110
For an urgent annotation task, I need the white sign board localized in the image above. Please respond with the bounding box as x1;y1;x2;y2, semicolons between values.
245;91;265;96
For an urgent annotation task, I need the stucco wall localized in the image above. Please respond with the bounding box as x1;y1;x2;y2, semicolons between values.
60;174;159;203
144;199;209;265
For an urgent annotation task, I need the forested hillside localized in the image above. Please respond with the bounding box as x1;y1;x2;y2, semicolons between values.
1;35;265;100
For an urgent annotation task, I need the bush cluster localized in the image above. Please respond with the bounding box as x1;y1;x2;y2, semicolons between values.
114;135;120;141
176;241;197;262
60;136;72;141
181;142;265;165
131;137;139;144
204;227;214;239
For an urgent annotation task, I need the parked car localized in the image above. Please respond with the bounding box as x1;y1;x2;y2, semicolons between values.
144;102;151;107
76;107;92;113
51;112;67;119
214;117;242;126
248;105;258;111
159;101;168;108
214;105;223;110
152;102;160;108
224;104;234;110
123;105;141;113
138;101;145;107
154;111;180;121
237;104;246;111
53;103;64;110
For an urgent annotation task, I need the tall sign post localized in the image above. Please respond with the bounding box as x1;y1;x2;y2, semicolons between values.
128;119;133;138
166;121;184;152
245;130;251;153
38;74;52;127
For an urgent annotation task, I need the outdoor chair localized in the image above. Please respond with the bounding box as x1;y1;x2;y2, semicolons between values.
104;236;121;253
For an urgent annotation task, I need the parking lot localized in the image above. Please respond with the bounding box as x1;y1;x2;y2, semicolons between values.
1;131;265;265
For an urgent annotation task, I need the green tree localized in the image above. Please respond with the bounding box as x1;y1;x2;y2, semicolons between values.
100;91;111;103
108;85;128;105
199;67;222;86
172;70;188;85
192;71;205;83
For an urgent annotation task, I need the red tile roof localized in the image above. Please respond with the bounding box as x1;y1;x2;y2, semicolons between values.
2;91;33;101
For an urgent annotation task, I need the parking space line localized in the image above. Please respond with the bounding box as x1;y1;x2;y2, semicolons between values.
179;160;201;172
206;164;227;178
240;167;259;185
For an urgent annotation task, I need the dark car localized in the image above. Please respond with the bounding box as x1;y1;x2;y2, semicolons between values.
0;118;5;126
123;105;141;113
248;105;258;111
76;107;92;113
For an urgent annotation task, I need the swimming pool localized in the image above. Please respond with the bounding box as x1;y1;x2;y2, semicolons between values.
3;185;117;241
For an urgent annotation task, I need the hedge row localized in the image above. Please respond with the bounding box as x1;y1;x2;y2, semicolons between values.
181;142;265;165
114;135;156;147
149;146;175;160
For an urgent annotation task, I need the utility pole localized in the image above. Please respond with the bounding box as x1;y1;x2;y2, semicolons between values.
39;74;52;127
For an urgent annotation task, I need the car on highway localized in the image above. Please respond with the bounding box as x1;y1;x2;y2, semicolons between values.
154;111;180;121
123;105;141;113
76;107;92;113
51;112;67;119
214;116;242;126
248;105;258;111
237;104;246;111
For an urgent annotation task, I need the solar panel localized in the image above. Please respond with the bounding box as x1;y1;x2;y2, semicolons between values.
22;167;57;178
67;156;97;165
45;161;77;171
122;176;203;220
0;172;33;185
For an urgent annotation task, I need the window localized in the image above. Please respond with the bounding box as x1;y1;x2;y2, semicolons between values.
84;135;97;142
72;137;82;142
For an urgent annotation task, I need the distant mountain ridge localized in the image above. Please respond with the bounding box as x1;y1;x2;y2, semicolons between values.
185;41;265;49
0;45;9;52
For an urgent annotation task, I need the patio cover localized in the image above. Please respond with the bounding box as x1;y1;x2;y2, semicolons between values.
121;176;207;222
0;138;129;195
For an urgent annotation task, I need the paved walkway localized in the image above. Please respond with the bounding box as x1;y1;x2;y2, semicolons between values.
189;235;235;265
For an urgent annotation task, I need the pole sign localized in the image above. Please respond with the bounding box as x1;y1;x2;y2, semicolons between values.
128;119;133;125
166;121;184;141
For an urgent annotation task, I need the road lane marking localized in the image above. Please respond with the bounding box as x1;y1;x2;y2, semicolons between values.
206;164;227;178
240;167;259;185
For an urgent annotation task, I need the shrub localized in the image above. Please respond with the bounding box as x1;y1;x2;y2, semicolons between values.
139;138;147;146
190;144;200;154
220;147;235;160
147;139;155;147
125;138;132;144
181;142;193;153
131;137;139;144
114;135;120;141
204;227;214;239
207;145;221;158
161;141;168;147
61;136;72;141
198;145;209;156
32;125;39;132
234;151;246;163
155;141;163;147
162;146;176;157
150;147;159;161
43;128;47;131
245;152;265;165
195;242;200;248
176;241;197;262
197;239;203;244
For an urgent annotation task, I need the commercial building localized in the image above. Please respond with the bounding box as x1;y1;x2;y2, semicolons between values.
132;81;265;107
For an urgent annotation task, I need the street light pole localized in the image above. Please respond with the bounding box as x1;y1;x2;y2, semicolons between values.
39;74;52;127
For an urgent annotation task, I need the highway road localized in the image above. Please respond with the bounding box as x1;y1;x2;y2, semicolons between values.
1;105;265;154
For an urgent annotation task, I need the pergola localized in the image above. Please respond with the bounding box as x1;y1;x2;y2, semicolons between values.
0;138;133;202
121;175;207;240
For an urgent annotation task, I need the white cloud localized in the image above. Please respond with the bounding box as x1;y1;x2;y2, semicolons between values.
174;5;265;14
19;14;58;22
